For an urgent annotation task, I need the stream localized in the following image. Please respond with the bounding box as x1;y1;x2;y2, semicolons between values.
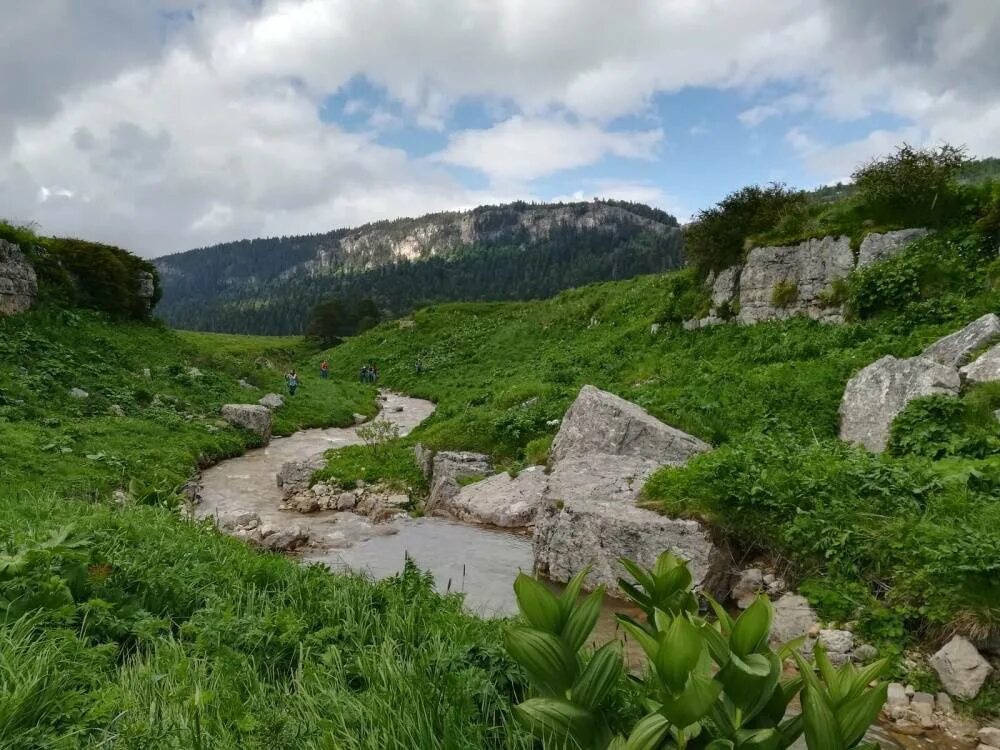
195;392;967;750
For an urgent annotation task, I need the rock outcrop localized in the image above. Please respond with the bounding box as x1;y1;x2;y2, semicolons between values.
0;240;37;315
838;355;961;452
929;636;993;699
856;228;930;268
135;271;156;308
442;467;548;528
922;313;1000;368
961;342;1000;385
220;404;273;442
276;454;327;497
426;451;493;511
737;235;854;325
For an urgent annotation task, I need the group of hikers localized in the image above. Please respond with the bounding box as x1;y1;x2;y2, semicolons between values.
283;358;421;395
359;363;379;383
283;359;328;396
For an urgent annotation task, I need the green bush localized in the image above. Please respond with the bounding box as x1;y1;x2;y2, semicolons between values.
524;435;553;465
889;391;1000;460
684;183;807;274
506;553;889;749
771;280;799;308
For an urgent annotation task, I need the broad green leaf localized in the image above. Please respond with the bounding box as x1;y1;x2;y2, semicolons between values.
775;713;804;745
838;682;888;747
572;642;625;710
514;697;595;746
777;634;808;661
658;672;722;728
730;652;772;677
703;593;735;635
736;728;781;750
813;645;847;706
504;627;579;695
618;580;653;613
717;652;779;718
620;618;660;662
729;596;773;657
697;619;731;668
801;685;843;750
652;561;693;603
653;608;674;635
704;741;735;750
619;558;656;595
513;574;562;633
624;712;671;750
846;658;891;702
559;566;592;621
562;588;604;652
655;615;703;693
653;550;683;578
709;694;739;736
760;676;802;725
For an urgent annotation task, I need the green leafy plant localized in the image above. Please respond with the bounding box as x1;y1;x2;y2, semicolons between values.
355;418;400;457
505;552;891;750
771;281;799;308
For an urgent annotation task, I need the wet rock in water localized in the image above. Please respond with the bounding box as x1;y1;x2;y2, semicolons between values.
276;454;326;495
960;342;1000;385
258;393;284;409
426;451;493;511
731;567;764;609
549;385;711;467
335;491;358;511
769;593;820;646
533;501;725;595
69;387;89;399
838;355;960;452
856;228;930;268
220;404;273;442
352;412;367;425
257;525;310;552
442;466;548;527
922;313;1000;368
0;239;38;315
930;635;993;699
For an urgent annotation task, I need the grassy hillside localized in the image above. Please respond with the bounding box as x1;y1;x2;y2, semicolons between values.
327;224;1000;691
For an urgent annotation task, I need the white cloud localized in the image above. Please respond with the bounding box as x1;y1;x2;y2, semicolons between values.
739;93;812;127
434;117;662;183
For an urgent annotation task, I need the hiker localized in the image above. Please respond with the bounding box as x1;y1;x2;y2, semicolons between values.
359;364;367;383
371;364;379;383
415;358;423;374
286;369;299;396
320;360;329;379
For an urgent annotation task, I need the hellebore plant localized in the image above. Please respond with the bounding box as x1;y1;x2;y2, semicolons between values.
504;552;889;750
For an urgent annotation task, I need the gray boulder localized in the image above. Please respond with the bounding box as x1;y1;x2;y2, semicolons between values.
426;450;493;511
838;355;961;452
550;385;711;467
709;265;741;310
856;228;929;268
135;271;156;307
769;594;820;646
69;387;89;399
922;313;1000;368
737;235;854;325
0;239;37;315
220;404;273;442
731;568;764;609
929;635;993;699
258;393;284;409
257;525;310;552
533;501;724;595
441;466;548;527
413;443;434;479
960;342;1000;385
276;454;326;496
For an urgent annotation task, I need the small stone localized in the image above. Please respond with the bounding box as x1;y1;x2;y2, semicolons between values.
930;635;994;699
935;692;953;714
905;684;915;697
141;367;151;378
69;387;89;399
819;629;854;654
852;644;878;663
238;378;257;390
979;728;1000;747
335;492;357;511
891;720;925;737
887;682;909;711
650;323;661;334
731;567;764;609
258;393;284;410
910;692;934;719
112;489;128;505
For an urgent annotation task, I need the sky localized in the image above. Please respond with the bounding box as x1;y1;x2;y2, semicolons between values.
1;1;999;258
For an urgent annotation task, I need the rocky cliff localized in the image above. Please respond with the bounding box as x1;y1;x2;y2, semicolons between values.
0;239;37;315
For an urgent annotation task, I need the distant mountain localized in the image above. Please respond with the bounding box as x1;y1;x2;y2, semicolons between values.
154;200;684;334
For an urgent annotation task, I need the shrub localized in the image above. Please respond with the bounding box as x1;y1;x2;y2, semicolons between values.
355;418;401;457
771;280;799;308
524;435;553;466
852;143;967;227
684;184;807;274
505;553;889;749
889;392;1000;460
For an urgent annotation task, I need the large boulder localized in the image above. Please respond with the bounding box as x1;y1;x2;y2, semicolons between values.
220;404;273;442
276;454;327;496
856;228;929;268
838;355;961;452
922;313;1000;368
737;235;854;325
442;466;547;527
533;501;724;594
709;265;741;311
960;342;1000;385
426;450;493;511
258;393;284;409
929;636;993;699
550;385;711;467
0;239;37;315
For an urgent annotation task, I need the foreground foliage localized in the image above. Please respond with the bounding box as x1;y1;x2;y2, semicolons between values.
506;553;889;749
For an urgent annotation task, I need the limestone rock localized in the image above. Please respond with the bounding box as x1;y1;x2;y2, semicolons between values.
929;635;993;699
979;728;1000;747
413;443;434;479
935;692;954;714
710;265;741;309
221;404;273;441
352;412;367;425
838;355;961;452
737;235;854;325
887;682;909;712
922;313;1000;368
852;644;878;663
109;404;126;417
426;450;492;511
533;501;723;595
258;393;284;410
731;568;764;609
69;387;89;399
238;378;257;390
0;239;37;315
135;271;156;307
769;594;819;646
545;454;656;507
819;629;854;655
550;385;711;467
257;525;310;552
441;466;548;527
856;228;929;268
275;454;326;496
960;342;1000;385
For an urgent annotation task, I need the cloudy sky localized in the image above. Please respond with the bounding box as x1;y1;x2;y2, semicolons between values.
1;0;998;258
